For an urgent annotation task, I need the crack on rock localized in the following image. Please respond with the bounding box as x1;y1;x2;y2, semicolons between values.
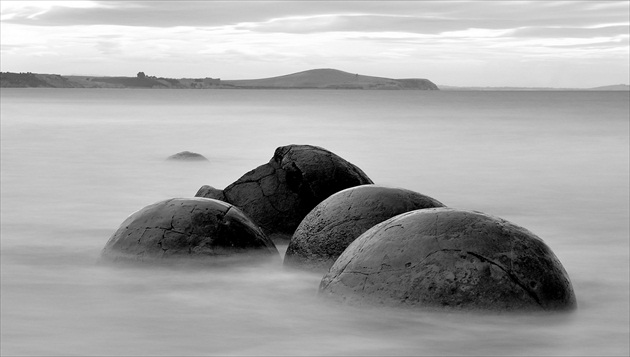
226;166;291;216
337;248;543;308
224;165;277;197
465;251;542;307
383;224;404;232
230;169;277;186
224;205;233;218
137;227;149;244
342;270;374;276
157;230;168;253
434;212;441;237
165;216;186;235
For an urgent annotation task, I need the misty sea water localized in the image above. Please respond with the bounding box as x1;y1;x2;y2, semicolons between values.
1;88;629;356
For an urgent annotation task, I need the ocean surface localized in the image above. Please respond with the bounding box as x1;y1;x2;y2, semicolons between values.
1;88;628;356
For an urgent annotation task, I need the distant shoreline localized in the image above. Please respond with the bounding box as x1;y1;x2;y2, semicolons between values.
1;69;628;91
0;69;439;91
439;84;630;91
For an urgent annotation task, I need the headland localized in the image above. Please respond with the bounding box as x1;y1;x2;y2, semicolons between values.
0;68;439;90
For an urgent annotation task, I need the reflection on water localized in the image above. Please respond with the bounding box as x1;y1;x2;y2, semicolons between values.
1;89;628;355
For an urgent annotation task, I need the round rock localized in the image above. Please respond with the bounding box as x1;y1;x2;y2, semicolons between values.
101;198;278;264
197;144;373;240
167;151;208;161
319;207;576;311
284;185;445;272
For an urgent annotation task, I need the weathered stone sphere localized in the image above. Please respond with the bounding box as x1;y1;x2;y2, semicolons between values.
101;198;278;264
167;151;208;161
284;185;445;272
196;144;373;240
319;208;576;311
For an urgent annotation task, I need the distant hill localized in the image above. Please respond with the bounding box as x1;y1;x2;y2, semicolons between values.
0;72;218;89
0;72;219;89
0;72;78;88
222;69;439;90
3;70;625;91
1;69;438;90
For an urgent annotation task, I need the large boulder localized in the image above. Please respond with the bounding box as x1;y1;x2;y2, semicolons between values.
196;144;373;240
101;198;278;264
319;208;576;312
284;185;445;272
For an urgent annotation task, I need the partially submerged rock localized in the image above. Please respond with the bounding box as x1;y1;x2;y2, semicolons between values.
319;207;576;312
167;151;208;161
195;185;225;201
101;198;278;265
284;185;445;272
196;144;373;240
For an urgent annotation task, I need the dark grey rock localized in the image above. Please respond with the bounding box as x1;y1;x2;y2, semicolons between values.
319;207;576;312
196;144;373;240
195;185;225;201
101;198;278;265
284;185;445;272
167;151;208;161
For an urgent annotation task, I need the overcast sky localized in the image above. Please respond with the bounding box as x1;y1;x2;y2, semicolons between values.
1;1;628;87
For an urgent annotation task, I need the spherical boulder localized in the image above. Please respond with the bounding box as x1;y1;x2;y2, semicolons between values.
284;185;445;272
167;151;208;161
196;144;373;240
101;198;278;264
319;207;576;312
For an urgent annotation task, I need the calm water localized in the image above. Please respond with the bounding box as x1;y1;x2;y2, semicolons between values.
1;89;628;356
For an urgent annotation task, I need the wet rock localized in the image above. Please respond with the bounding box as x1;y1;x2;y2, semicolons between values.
196;144;373;240
167;151;208;161
196;185;225;201
319;207;576;312
101;198;278;264
284;185;445;272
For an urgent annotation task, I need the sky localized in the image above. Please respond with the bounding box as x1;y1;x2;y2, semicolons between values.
1;0;628;87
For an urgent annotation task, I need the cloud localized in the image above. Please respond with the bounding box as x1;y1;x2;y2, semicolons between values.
1;1;628;87
1;1;626;32
1;1;387;28
235;14;467;35
511;24;629;39
95;39;123;55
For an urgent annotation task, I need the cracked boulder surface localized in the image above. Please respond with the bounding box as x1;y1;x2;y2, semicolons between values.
284;185;445;273
319;207;576;312
101;198;278;264
197;144;373;240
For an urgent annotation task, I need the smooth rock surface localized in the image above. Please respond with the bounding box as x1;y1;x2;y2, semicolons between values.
284;185;445;272
167;151;208;161
197;144;373;240
319;207;576;311
101;198;278;264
